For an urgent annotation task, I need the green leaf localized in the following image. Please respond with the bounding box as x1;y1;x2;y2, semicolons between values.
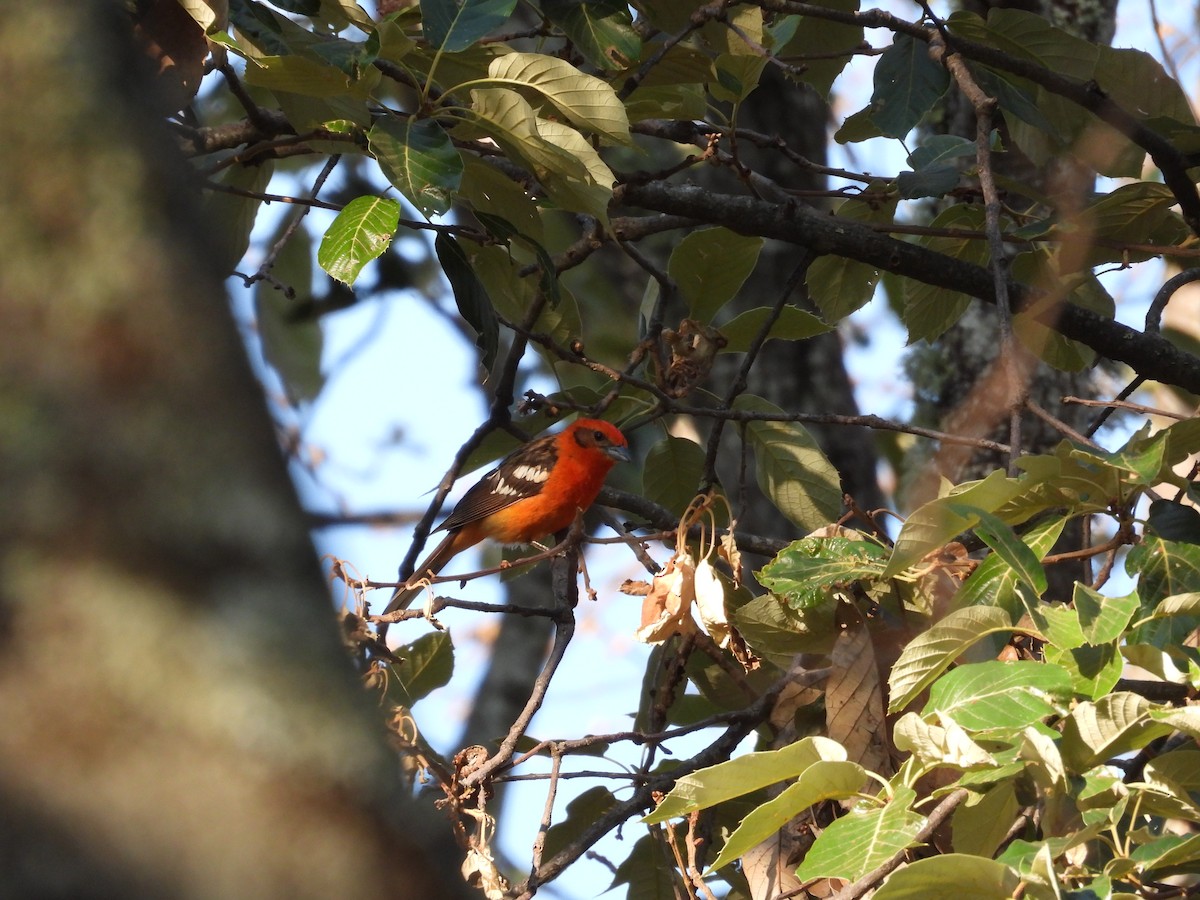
610;833;678;898
388;631;454;705
1060;692;1173;771
542;787;619;860
243;54;352;97
733;592;837;666
484;52;631;144
254;220;324;405
835;105;885;144
1044;640;1123;701
1081;182;1189;266
888;606;1014;713
1133;833;1200;877
806;185;898;322
643;736;845;823
460;88;612;222
893;713;994;769
899;205;988;343
229;0;304;56
794;785;924;882
952;783;1020;858
466;242;581;357
884;470;1023;578
952;514;1066;614
623;83;707;123
1148;498;1200;544
434;233;499;370
736;395;844;533
308;35;379;78
775;0;862;98
1132;591;1200;627
1127;536;1200;604
459;156;543;242
641;435;706;516
869;33;950;138
872;854;1020;900
668;228;763;323
202;159;275;274
473;212;560;304
711;52;767;103
896;134;975;199
925;660;1071;733
317;195;400;285
717;306;831;353
708;760;868;871
1074;583;1138;645
541;0;641;71
368;116;463;216
958;504;1048;595
420;0;516;52
757;536;888;611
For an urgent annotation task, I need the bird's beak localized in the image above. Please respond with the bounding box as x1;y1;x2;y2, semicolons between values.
606;445;632;464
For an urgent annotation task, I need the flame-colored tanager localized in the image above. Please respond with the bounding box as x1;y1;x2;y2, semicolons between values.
383;418;631;615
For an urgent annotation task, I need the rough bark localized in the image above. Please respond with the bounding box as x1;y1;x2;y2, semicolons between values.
0;4;470;897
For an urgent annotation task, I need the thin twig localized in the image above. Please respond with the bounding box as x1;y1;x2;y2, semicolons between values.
1025;400;1101;449
247;154;341;288
701;254;815;488
527;745;563;886
509;674;790;898
1064;396;1189;420
461;527;583;789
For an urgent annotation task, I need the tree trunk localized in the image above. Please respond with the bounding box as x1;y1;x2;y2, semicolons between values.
0;4;470;897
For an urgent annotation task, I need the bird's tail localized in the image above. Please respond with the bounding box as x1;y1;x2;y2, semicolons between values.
383;530;465;617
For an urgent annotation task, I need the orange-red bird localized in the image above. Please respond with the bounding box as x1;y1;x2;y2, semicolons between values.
383;419;630;616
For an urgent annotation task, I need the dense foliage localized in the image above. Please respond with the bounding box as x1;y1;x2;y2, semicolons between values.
167;0;1200;896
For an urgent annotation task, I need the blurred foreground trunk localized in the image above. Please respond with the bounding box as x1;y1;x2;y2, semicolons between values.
0;3;470;897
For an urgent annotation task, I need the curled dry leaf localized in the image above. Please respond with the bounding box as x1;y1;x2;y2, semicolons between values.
620;578;652;597
461;847;508;900
694;558;730;648
654;318;727;398
718;528;743;587
636;552;698;644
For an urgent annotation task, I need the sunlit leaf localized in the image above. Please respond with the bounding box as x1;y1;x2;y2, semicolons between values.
486;52;631;144
925;660;1071;732
873;854;1020;899
317;195;400;285
794;785;924;882
643;736;845;823
708;760;868;871
757;536;887;611
1060;693;1173;771
888;606;1015;713
884;471;1023;578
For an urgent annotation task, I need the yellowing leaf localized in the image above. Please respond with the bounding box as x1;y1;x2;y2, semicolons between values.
486;52;631;144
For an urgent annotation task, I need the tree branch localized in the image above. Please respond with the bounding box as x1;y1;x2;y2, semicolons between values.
614;181;1200;393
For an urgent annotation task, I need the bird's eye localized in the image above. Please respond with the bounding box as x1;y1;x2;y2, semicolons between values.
593;429;607;442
